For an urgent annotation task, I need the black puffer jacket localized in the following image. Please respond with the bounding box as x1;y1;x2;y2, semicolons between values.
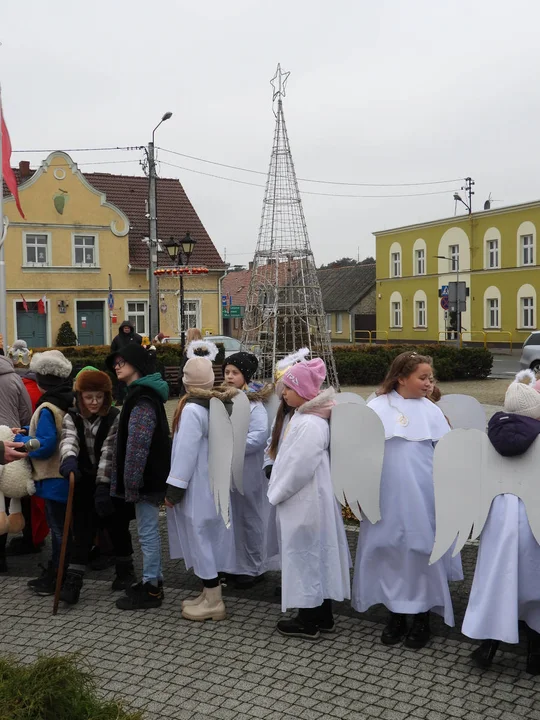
488;411;540;457
110;321;142;353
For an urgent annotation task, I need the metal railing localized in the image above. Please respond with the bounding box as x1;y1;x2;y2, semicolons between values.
353;330;389;345
484;331;513;353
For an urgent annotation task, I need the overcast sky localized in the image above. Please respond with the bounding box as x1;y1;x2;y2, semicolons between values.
2;0;540;266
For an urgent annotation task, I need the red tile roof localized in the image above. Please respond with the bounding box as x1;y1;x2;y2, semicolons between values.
4;164;224;269
222;268;252;307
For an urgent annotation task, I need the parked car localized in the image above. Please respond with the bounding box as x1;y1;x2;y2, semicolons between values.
520;332;540;372
162;334;245;358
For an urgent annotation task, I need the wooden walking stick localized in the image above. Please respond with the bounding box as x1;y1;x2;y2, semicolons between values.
53;471;75;615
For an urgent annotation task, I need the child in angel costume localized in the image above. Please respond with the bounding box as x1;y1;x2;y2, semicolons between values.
267;358;351;640
453;371;540;673
220;351;274;588
352;351;463;649
165;342;238;622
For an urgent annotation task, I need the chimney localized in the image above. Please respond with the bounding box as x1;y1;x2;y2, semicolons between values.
19;161;31;178
248;261;253;271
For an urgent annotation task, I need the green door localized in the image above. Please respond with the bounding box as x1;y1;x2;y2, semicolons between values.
77;301;105;346
16;302;48;348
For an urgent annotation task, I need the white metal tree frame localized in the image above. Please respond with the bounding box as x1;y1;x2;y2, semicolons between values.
242;65;339;388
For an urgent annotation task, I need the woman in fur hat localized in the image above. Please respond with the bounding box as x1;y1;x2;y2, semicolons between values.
267;358;351;640
220;351;274;588
165;346;238;622
57;368;134;605
13;350;74;595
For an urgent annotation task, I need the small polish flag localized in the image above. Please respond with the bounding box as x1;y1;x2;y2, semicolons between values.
20;294;28;312
37;295;47;315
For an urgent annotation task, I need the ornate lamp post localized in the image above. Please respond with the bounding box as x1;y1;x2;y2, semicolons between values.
163;232;197;350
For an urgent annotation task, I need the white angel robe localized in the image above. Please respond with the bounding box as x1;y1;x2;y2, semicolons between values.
352;391;462;625
222;400;272;576
462;494;540;643
166;403;229;580
267;405;351;612
262;412;291;569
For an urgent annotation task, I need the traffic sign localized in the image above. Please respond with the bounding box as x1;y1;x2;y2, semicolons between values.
441;285;449;297
440;296;449;311
223;306;242;318
107;292;114;310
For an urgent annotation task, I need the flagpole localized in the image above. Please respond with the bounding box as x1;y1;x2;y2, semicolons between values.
0;86;7;349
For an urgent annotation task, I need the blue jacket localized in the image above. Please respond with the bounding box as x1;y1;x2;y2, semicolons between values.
15;408;68;503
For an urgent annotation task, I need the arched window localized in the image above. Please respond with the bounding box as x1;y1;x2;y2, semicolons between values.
517;284;536;330
413;289;427;328
517;221;536;267
389;242;402;278
484;286;501;329
413;238;427;276
389;291;402;328
483;227;501;270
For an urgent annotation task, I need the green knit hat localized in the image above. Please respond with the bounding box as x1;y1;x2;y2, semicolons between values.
76;365;100;378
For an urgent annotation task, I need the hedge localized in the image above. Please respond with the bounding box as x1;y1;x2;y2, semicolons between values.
333;344;493;384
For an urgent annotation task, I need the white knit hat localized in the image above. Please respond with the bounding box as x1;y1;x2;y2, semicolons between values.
183;357;215;391
504;371;540;419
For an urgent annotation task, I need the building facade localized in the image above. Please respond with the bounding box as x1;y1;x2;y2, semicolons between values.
2;152;225;347
318;264;376;343
374;201;540;346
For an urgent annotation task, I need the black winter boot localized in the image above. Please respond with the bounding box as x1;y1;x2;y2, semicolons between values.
28;563;56;595
0;556;7;573
111;560;136;591
277;608;320;640
60;569;84;605
317;599;335;634
115;581;163;610
404;612;431;649
471;639;500;669
526;628;540;675
381;612;408;645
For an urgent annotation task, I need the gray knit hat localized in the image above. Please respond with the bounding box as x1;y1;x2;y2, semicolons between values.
30;350;72;390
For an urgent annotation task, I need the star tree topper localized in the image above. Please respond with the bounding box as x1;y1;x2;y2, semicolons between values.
270;64;290;100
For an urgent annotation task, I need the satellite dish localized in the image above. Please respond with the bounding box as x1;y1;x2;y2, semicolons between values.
484;200;491;210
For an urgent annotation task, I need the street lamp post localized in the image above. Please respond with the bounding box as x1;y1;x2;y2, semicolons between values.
435;254;460;347
148;111;173;340
164;232;197;350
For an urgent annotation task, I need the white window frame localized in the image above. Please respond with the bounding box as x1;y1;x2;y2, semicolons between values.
391;252;401;278
415;248;425;276
126;300;148;336
449;244;459;272
487;298;500;329
180;298;201;332
325;314;332;333
72;233;99;267
391;301;402;328
487;239;499;269
522;297;535;329
522;234;534;266
415;300;426;328
22;232;51;267
336;312;343;333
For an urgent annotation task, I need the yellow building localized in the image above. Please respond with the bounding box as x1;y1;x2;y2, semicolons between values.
2;152;225;347
375;200;540;346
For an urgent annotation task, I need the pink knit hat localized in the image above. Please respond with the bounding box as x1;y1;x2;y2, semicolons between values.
282;358;327;400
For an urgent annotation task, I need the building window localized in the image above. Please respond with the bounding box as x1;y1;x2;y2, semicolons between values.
73;235;97;266
391;301;402;328
415;249;425;275
449;244;459;271
183;300;200;329
415;300;426;328
325;314;331;333
24;234;50;265
522;297;535;329
126;301;147;335
487;298;500;328
336;313;343;333
522;235;534;266
391;252;401;278
487;239;499;269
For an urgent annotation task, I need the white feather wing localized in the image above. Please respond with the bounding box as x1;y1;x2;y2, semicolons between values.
230;392;251;494
330;402;384;523
437;394;487;432
208;397;234;526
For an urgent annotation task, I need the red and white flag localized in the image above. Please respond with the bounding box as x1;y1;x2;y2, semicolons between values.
1;89;25;219
37;295;47;315
20;294;28;312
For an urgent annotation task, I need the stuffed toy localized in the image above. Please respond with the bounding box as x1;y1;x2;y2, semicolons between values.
0;425;35;535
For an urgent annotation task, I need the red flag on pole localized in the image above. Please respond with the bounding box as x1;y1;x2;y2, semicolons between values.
1;97;25;219
20;294;28;312
37;295;47;314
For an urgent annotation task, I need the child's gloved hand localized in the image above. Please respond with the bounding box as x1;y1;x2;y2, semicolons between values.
165;484;186;508
264;465;272;480
59;456;80;481
94;483;115;518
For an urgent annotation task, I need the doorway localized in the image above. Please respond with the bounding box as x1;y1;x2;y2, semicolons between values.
16;301;48;348
76;301;105;346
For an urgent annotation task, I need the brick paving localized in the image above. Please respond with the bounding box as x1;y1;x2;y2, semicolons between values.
2;399;539;718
